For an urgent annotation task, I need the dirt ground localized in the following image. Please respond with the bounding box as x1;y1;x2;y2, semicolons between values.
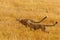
0;0;60;40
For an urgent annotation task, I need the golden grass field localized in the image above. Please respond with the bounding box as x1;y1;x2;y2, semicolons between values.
0;0;60;40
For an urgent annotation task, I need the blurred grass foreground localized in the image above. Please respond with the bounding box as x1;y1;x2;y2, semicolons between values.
0;0;60;40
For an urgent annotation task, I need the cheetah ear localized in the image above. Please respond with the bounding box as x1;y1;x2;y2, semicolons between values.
16;18;22;21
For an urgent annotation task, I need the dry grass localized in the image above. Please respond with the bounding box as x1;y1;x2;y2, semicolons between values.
0;0;60;40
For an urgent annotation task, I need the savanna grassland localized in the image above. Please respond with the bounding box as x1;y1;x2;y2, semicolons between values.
0;0;60;40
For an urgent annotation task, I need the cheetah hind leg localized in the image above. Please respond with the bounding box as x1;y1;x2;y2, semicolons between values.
41;27;49;33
